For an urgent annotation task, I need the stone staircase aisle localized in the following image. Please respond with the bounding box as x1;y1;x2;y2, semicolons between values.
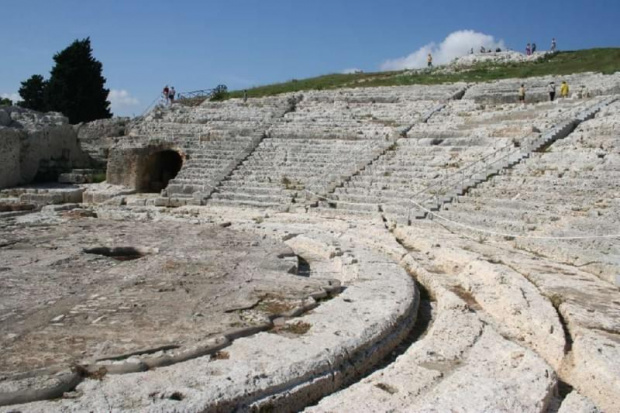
311;97;611;224
411;96;617;220
127;96;297;206
162;132;264;204
206;86;463;210
436;96;620;284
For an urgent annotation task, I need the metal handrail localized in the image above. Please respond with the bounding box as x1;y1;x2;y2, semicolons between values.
140;95;163;117
177;89;214;100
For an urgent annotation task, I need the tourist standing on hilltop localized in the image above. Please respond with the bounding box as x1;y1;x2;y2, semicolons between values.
560;81;570;98
518;84;526;105
532;43;537;53
578;85;590;99
551;38;557;52
526;43;531;56
548;82;556;102
163;85;170;104
427;53;433;68
169;87;176;104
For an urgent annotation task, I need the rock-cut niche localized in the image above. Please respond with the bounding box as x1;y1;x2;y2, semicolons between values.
139;150;183;192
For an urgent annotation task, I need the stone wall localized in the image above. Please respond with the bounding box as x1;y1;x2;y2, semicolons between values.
0;129;21;188
0;106;91;189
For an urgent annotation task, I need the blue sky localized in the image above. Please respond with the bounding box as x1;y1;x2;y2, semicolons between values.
1;0;619;116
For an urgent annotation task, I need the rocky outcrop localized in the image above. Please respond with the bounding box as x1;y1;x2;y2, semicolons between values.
0;107;89;189
74;118;131;168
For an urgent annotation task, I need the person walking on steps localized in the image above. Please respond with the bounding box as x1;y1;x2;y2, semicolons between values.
162;85;170;105
518;84;526;105
168;86;176;104
548;82;556;102
551;38;557;52
427;53;433;68
560;81;570;98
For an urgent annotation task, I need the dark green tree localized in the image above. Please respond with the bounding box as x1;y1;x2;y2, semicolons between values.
18;75;48;111
46;38;112;123
0;97;13;106
210;84;228;101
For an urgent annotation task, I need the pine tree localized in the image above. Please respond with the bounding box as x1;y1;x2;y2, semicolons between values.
46;38;112;123
18;75;48;111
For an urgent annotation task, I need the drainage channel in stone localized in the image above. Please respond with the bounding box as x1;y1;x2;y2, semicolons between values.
546;380;575;413
304;280;435;411
370;281;435;371
83;246;149;261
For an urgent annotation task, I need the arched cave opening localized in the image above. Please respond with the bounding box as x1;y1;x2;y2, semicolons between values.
140;150;183;193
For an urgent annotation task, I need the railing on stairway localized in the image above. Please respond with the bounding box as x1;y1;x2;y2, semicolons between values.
308;86;472;206
404;96;616;222
177;89;214;100
140;95;164;118
411;130;540;209
139;89;215;119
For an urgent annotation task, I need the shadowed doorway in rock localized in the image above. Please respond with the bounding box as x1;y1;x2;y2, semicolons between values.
139;150;183;192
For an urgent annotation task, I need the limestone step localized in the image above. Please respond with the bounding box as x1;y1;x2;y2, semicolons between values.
311;206;380;219
207;198;285;209
446;200;562;224
213;186;288;196
210;192;292;204
318;199;381;213
331;192;411;206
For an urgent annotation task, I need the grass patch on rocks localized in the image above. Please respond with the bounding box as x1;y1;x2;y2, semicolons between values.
219;49;620;99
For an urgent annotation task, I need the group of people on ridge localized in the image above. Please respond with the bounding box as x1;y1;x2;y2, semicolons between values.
526;38;557;55
425;37;558;70
518;80;571;105
162;85;176;105
474;46;502;54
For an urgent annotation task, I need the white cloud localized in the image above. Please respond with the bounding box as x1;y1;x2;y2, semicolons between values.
1;92;20;103
108;89;140;113
380;30;506;71
342;68;363;74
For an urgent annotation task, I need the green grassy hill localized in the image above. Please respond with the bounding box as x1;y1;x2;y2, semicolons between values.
222;48;620;100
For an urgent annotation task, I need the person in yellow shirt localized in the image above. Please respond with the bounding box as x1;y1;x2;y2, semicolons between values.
518;84;526;105
560;81;569;98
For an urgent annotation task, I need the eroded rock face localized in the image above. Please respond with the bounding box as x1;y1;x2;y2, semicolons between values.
448;51;549;69
75;118;131;168
0;106;68;130
0;107;89;189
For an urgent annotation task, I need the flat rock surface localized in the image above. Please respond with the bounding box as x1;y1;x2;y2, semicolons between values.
0;217;327;377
